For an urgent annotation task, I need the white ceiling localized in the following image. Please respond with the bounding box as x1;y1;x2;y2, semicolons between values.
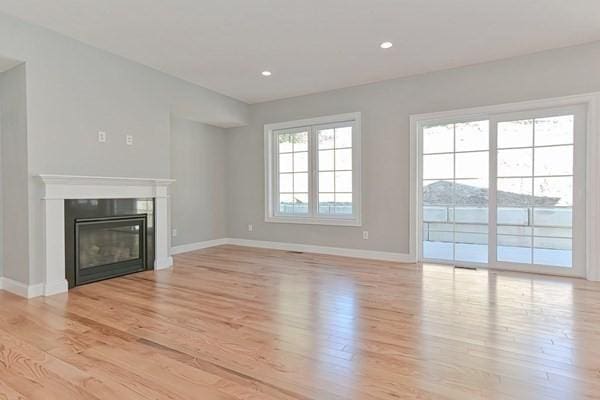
1;0;599;103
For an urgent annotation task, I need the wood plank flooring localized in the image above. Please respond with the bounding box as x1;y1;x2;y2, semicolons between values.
1;244;600;399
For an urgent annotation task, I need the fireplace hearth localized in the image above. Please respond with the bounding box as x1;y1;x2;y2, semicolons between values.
65;198;155;288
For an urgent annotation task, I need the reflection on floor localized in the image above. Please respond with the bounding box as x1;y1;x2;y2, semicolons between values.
0;244;598;399
423;240;572;267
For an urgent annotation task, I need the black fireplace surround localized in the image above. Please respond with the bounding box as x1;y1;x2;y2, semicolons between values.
65;198;155;288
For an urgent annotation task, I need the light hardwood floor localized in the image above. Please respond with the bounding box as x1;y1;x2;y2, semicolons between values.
1;245;600;399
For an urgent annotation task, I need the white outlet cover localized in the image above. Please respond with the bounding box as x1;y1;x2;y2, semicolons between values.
363;231;369;240
126;135;133;145
98;131;106;142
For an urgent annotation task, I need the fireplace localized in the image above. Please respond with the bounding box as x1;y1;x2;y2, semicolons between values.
65;198;155;288
36;175;173;297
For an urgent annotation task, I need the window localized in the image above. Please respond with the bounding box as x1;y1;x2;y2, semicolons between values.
276;128;309;215
265;113;361;225
417;104;586;275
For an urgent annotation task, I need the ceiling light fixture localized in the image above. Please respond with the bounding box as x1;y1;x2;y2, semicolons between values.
261;70;272;76
380;41;393;49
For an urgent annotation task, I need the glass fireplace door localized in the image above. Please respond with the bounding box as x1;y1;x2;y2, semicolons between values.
75;215;147;285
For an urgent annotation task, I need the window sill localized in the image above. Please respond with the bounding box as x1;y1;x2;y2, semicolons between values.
265;215;362;227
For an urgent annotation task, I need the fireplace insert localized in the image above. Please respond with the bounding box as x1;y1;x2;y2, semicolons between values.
65;199;155;288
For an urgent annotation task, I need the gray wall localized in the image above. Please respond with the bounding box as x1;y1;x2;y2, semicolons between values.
0;11;249;285
2;7;600;283
170;117;227;246
0;64;30;283
226;41;600;254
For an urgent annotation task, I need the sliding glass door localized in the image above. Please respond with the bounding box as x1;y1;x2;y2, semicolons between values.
422;120;490;264
419;105;586;275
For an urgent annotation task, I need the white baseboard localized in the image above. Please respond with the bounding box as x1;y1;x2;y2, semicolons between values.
589;270;600;281
155;256;174;270
0;277;44;298
170;238;230;255
170;237;415;263
227;238;415;263
44;279;69;296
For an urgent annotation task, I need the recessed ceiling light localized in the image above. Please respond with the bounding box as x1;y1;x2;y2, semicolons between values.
380;41;393;49
261;70;272;76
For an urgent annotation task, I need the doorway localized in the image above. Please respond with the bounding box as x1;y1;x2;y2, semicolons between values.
416;103;587;277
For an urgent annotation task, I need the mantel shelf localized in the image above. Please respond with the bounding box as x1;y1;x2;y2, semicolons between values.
37;174;175;187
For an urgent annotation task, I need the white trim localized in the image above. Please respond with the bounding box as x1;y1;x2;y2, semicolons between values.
0;277;44;299
37;174;176;296
409;111;418;263
43;279;69;296
410;92;600;280
264;112;360;132
171;239;230;255
410;92;600;125
263;216;362;227
155;256;174;269
38;174;175;186
586;96;600;281
153;195;172;270
264;112;362;226
170;238;415;263
38;174;174;200
228;239;413;263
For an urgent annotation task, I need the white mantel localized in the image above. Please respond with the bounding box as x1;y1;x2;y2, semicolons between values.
38;174;175;296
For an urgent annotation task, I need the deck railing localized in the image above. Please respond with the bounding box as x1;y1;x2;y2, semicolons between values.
423;206;572;249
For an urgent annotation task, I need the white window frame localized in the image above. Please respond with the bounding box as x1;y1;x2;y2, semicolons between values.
410;93;600;280
265;112;362;226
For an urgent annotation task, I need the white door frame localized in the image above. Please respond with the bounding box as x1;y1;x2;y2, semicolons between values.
409;92;600;280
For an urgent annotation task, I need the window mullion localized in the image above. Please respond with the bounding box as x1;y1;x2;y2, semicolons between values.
489;117;498;265
273;132;280;216
333;127;337;214
531;119;536;264
310;126;318;218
